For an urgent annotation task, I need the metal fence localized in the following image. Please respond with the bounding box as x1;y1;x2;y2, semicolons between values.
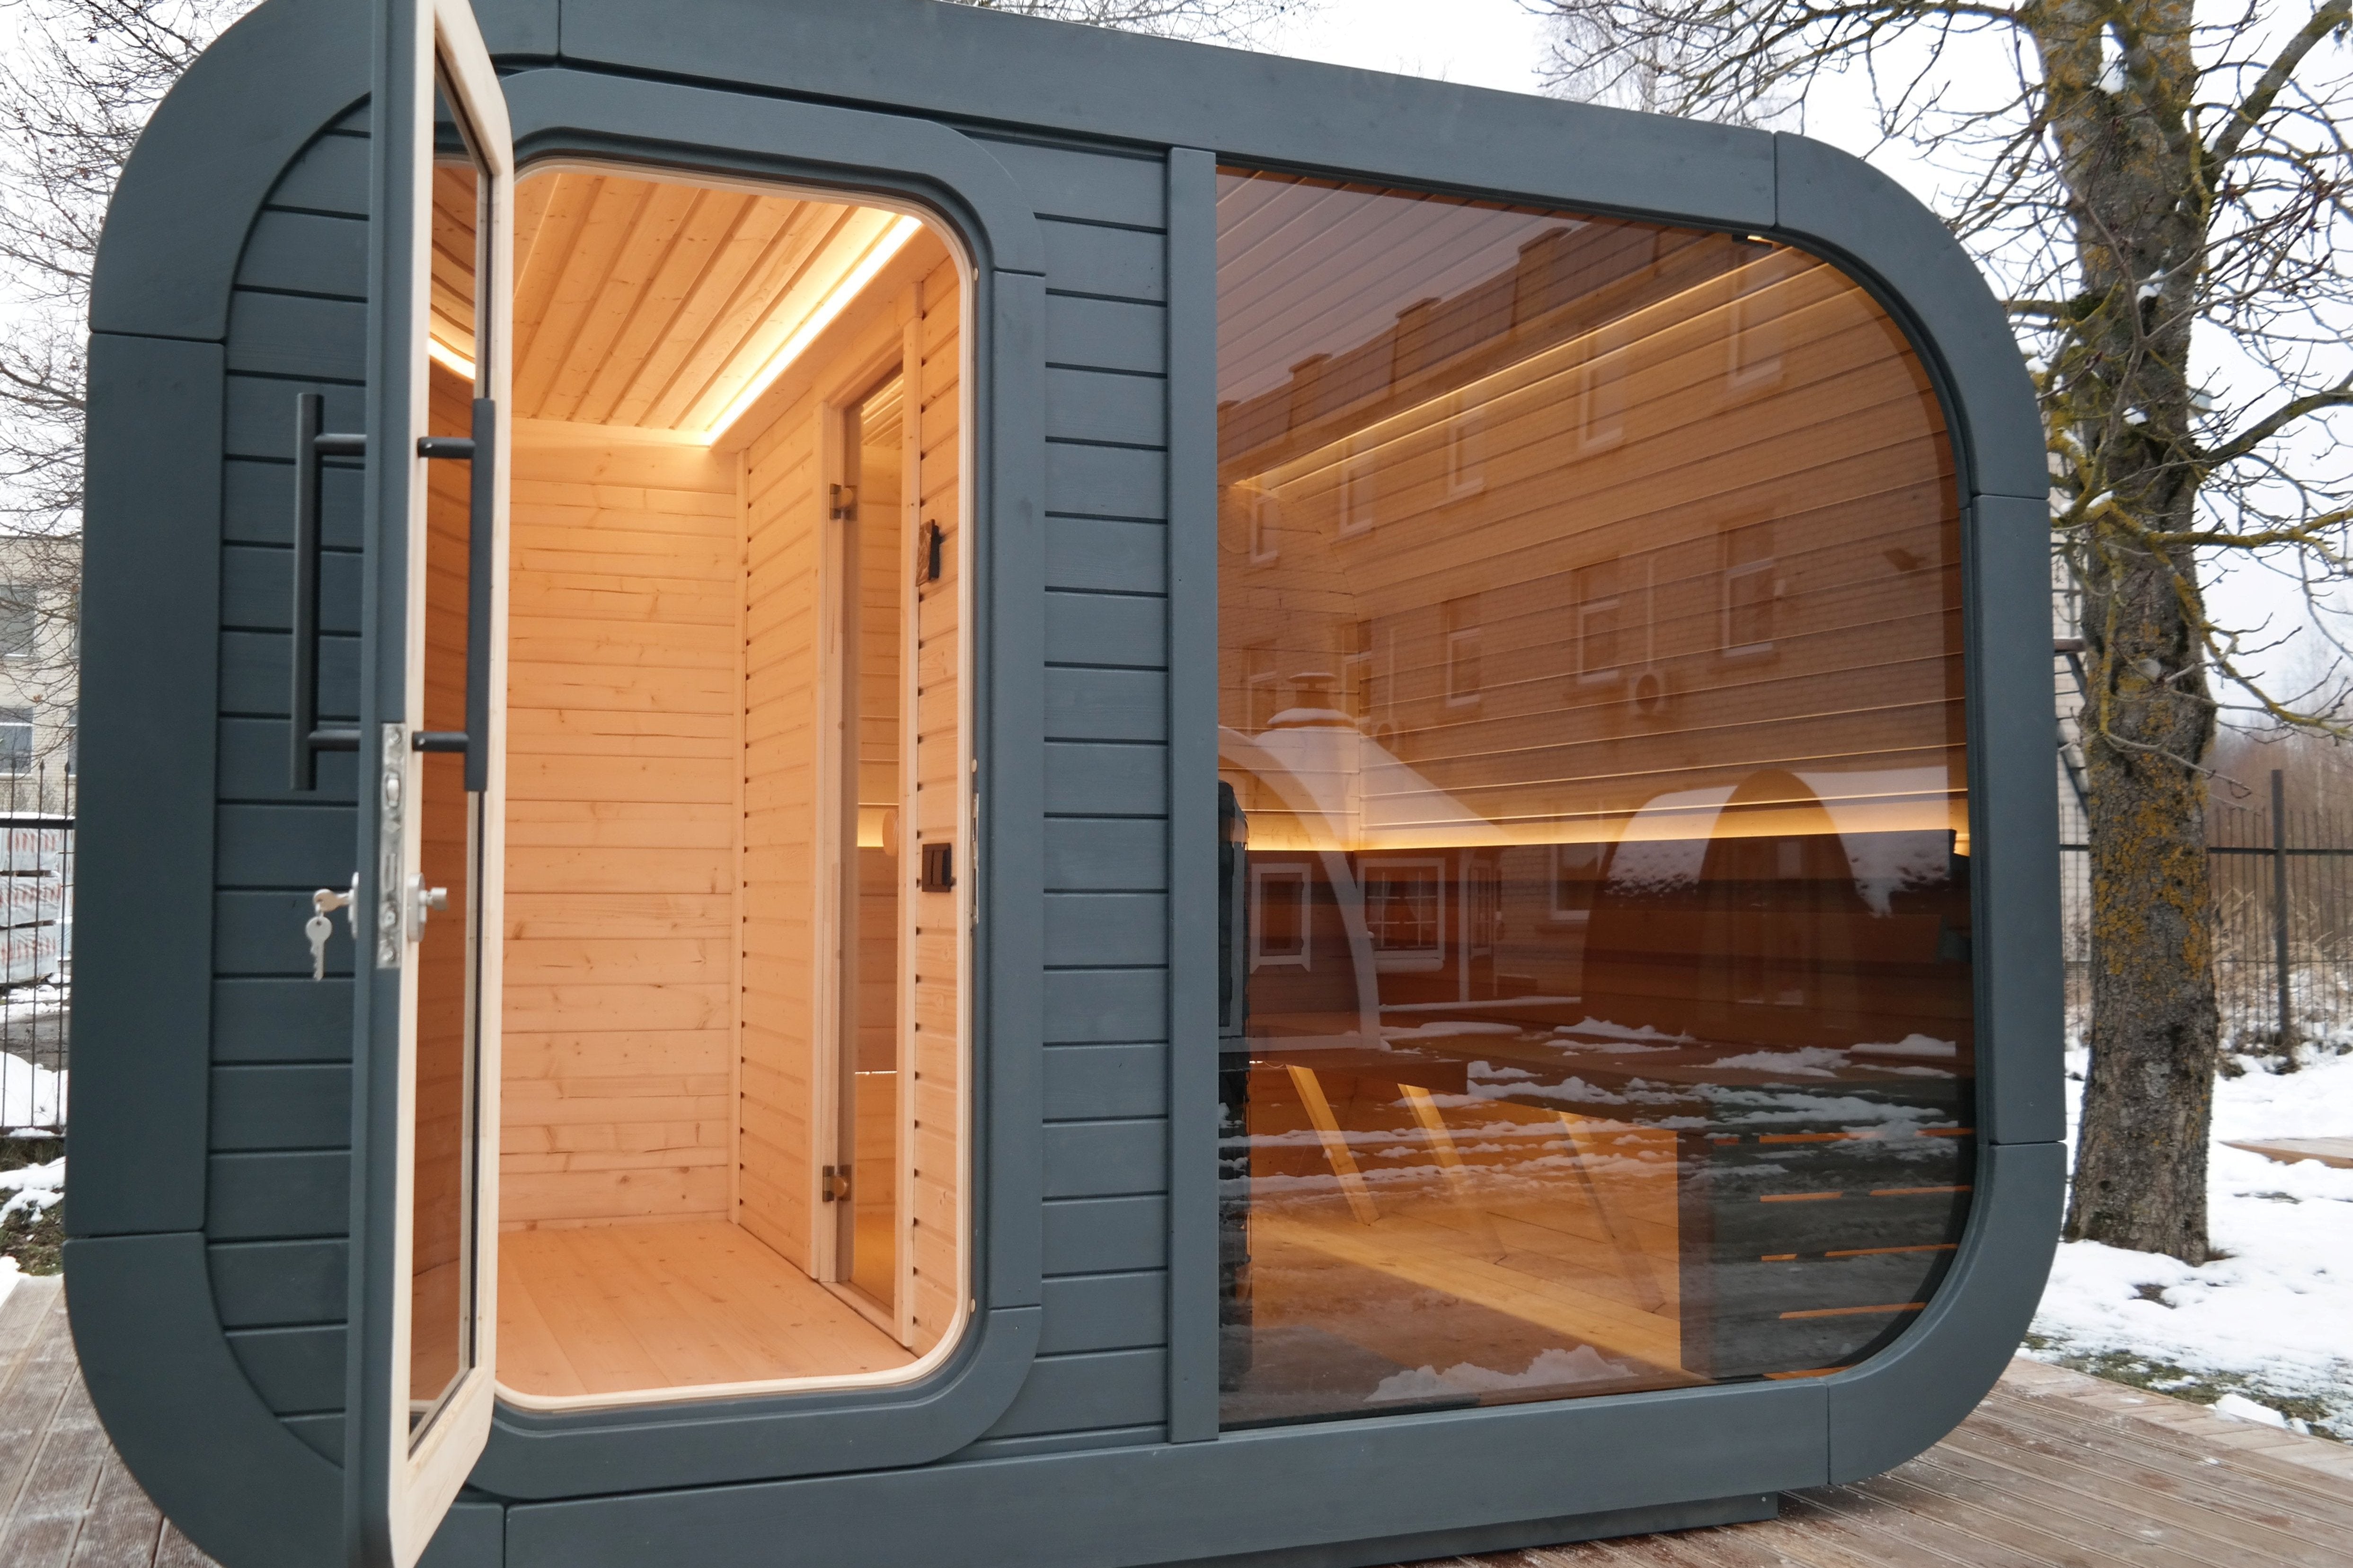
0;764;71;1135
2061;768;2353;1053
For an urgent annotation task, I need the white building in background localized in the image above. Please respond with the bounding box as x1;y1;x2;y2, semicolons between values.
0;535;78;813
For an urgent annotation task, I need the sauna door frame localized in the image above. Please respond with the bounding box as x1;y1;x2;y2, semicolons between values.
350;0;514;1562
452;75;1056;1500
816;343;929;1346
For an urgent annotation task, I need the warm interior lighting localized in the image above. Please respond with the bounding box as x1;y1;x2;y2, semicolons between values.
703;214;926;442
427;335;477;381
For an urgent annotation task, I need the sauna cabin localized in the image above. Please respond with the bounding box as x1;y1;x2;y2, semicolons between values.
66;0;2064;1564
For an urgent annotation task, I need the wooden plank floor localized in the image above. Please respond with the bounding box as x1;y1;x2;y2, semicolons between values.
498;1219;914;1401
4;1265;2349;1567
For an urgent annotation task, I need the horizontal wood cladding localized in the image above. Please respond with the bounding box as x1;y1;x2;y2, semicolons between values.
190;119;1185;1449
199;120;372;1445
503;431;742;1232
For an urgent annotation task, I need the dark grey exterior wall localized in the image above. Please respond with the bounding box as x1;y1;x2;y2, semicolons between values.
68;0;2060;1562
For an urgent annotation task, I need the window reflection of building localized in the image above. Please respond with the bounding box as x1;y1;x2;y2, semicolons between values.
1362;859;1444;969
1250;864;1310;969
1722;520;1777;656
1442;596;1481;707
1574;561;1620;683
1213;168;1973;1427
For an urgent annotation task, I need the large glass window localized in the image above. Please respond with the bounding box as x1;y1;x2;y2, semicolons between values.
1215;169;1973;1427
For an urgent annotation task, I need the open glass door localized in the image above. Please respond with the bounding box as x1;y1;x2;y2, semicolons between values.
352;0;511;1562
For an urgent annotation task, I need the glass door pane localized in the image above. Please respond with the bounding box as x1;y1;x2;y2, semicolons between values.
408;63;489;1439
840;374;907;1313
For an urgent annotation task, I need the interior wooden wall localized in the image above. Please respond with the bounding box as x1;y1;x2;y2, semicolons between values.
499;424;743;1230
736;235;963;1344
905;252;962;1353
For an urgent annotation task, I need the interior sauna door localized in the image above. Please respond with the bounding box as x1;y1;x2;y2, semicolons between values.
830;370;918;1335
347;0;513;1561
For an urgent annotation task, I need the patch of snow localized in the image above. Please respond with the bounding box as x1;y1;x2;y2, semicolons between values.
0;1255;18;1309
1369;1344;1631;1402
2031;1046;2353;1431
2212;1392;2289;1428
1550;1017;1694;1046
1708;1047;1849;1077
0;1054;64;1129
1;1154;63;1224
1859;1034;1959;1060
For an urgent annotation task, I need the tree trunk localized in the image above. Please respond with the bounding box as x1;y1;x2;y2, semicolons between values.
2037;0;2222;1262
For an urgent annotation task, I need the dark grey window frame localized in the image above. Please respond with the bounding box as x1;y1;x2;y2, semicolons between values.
67;0;2061;1561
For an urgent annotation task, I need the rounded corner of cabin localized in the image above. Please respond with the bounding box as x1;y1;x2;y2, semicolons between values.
90;0;368;343
1766;133;2045;504
63;1233;345;1568
1819;1137;2064;1481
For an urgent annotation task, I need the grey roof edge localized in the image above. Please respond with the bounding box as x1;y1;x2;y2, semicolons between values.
67;1233;343;1568
88;0;367;342
1771;134;2046;502
498;67;1048;275
554;0;1777;231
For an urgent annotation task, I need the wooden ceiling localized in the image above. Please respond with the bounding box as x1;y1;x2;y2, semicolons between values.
428;166;908;437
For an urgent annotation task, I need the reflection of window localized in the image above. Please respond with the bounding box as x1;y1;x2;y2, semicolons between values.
1723;521;1777;655
1343;620;1374;724
0;710;32;774
1445;396;1486;499
1246;643;1282;732
1443;596;1481;706
1550;841;1604;921
1574;561;1620;682
1339;445;1377;537
1465;857;1501;955
1362;858;1444;969
1727;249;1786;392
0;588;35;661
1575;348;1626;452
1251;864;1310;969
1249;487;1282;563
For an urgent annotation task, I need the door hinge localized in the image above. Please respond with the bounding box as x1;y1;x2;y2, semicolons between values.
829;484;858;521
821;1165;851;1203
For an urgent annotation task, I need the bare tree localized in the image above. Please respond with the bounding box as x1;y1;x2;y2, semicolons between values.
1529;0;2353;1262
952;0;1304;43
0;0;253;773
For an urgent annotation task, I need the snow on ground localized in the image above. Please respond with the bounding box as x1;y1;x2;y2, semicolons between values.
0;1049;65;1130
0;1153;62;1309
2028;1042;2353;1437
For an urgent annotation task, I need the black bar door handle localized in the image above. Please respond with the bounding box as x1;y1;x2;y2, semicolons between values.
414;399;497;793
290;393;366;790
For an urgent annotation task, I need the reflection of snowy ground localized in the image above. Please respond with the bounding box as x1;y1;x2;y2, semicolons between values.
2028;1042;2353;1438
1369;1344;1632;1403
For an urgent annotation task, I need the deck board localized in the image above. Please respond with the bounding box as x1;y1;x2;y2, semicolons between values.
4;1267;2349;1567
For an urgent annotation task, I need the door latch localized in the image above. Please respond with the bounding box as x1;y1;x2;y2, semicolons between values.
303;873;359;981
406;872;450;936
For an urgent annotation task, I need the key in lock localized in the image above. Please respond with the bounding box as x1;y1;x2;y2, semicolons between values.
305;874;359;981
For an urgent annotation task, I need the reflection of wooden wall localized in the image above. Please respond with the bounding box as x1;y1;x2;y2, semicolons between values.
906;254;962;1354
1219;254;1964;837
500;426;741;1230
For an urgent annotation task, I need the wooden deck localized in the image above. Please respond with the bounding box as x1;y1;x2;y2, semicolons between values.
3;1268;2349;1568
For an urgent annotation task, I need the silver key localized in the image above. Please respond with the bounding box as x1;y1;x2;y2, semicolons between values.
305;910;333;980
